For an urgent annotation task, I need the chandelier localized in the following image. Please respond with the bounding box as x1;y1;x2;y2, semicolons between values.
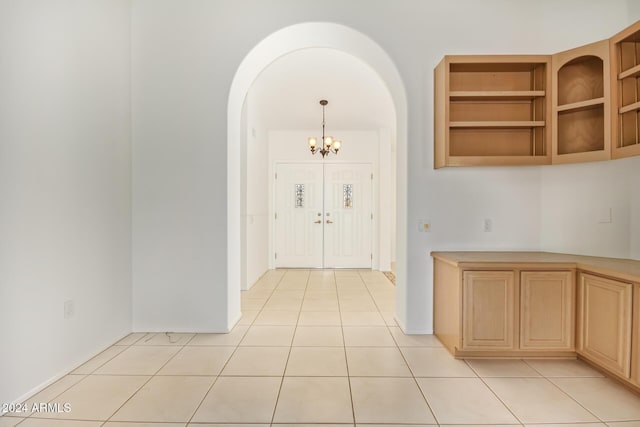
308;99;342;157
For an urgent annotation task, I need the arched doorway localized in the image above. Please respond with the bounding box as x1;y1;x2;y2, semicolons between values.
227;22;408;331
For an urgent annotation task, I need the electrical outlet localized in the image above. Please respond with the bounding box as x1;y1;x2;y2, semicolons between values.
64;300;75;319
483;218;493;232
418;219;431;232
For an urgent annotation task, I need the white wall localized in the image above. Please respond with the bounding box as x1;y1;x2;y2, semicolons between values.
0;0;132;404
244;91;270;289
541;157;640;259
131;0;637;334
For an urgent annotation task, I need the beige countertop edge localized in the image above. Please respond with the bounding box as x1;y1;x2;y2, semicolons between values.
431;251;640;283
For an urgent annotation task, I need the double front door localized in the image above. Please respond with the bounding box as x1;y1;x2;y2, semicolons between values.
275;163;372;268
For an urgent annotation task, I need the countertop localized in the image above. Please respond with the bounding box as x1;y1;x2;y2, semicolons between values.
431;251;640;283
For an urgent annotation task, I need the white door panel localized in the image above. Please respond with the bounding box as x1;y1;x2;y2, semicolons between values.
274;163;372;269
324;164;372;268
275;164;323;268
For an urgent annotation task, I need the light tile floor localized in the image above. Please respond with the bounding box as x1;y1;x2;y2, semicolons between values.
2;269;640;426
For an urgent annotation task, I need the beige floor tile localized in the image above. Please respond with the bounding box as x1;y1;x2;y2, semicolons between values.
380;312;399;326
340;311;385;326
417;378;518;424
33;375;149;421
467;359;541;377
241;298;266;311
18;375;86;411
350;377;435;424
135;332;194;346
273;425;352;427
157;346;235;375
339;300;379;312
114;333;147;346
242;289;274;299
551;377;640;421
111;376;213;422
357;425;434;427
253;310;299;325
343;327;396;346
237;310;259;325
346;347;411;377
72;346;127;374
18;420;102;426
523;424;606;427
400;347;476;377
191;376;281;423
285;347;348;376
293;326;344;346
188;326;248;346
276;281;308;291
301;299;340;311
389;328;442;347
262;297;303;311
525;358;605;377
94;346;180;375
298;311;342;326
240;325;295;346
0;419;24;427
105;422;186;427
221;346;289;376
607;423;640;427
193;425;268;427
485;377;599;423
271;289;306;299
273;377;353;423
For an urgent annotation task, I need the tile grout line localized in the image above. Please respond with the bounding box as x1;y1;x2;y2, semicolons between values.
357;269;440;425
464;359;525;425
338;270;358;426
269;269;310;427
183;269;286;426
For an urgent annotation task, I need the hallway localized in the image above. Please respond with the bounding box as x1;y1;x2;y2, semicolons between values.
2;269;640;425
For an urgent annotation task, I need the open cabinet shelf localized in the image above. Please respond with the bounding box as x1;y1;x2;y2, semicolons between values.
434;55;551;168
611;21;640;159
552;40;610;164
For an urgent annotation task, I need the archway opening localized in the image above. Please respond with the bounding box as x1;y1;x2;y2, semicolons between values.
227;22;408;331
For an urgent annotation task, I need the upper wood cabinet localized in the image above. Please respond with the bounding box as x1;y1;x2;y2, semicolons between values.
552;40;611;164
434;20;640;168
611;21;640;159
434;55;552;168
577;272;633;378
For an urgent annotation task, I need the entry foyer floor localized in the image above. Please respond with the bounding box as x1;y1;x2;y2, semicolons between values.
3;269;640;426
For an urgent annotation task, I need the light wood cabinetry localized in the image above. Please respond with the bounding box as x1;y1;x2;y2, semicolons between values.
434;20;640;168
434;56;552;168
611;21;640;159
577;273;633;378
633;283;640;386
462;271;516;350
552;40;611;164
520;271;574;350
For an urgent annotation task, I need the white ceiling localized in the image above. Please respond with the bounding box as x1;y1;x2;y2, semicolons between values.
248;48;396;131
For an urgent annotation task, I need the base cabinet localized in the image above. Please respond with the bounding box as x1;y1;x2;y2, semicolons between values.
462;271;516;350
520;271;575;350
578;273;633;378
633;284;640;385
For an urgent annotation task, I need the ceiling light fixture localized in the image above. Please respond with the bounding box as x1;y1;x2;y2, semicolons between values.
308;99;341;158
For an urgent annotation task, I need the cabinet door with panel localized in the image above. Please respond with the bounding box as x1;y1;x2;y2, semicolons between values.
520;271;575;350
552;40;611;164
578;273;633;378
633;283;640;386
462;271;516;350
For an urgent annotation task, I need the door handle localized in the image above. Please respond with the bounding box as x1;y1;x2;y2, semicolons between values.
314;220;322;224
326;220;334;224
